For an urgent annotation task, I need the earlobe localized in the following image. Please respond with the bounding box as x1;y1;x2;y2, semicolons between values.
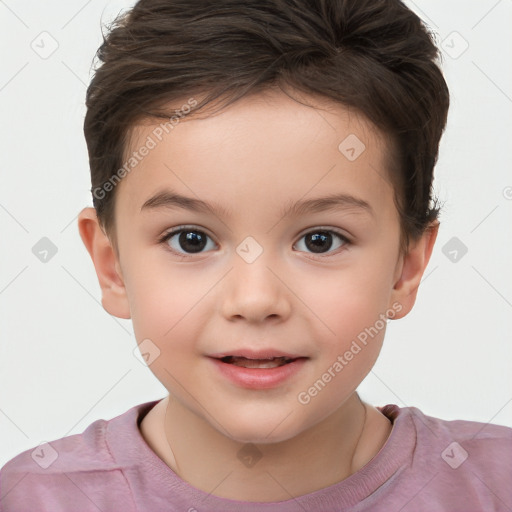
77;207;131;319
389;221;439;319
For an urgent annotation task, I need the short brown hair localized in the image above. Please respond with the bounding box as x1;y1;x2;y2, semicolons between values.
84;0;449;255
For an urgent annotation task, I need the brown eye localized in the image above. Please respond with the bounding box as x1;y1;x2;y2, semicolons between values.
160;227;216;256
294;229;349;256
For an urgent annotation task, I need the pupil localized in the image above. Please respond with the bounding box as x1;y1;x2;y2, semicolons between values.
306;232;332;253
179;231;206;253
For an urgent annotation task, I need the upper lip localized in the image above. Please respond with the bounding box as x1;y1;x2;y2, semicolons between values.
208;349;307;360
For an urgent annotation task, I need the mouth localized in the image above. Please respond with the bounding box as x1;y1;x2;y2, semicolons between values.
218;355;301;369
208;354;309;389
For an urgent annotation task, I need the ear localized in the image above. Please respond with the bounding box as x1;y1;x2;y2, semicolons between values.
389;221;439;319
77;207;131;319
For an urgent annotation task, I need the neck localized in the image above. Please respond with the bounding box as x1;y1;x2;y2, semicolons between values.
148;392;388;502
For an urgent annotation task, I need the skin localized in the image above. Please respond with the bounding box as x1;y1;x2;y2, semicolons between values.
78;88;438;502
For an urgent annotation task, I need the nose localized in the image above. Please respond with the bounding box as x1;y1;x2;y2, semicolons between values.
220;249;292;324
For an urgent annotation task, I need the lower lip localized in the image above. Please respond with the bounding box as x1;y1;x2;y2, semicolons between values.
208;357;308;389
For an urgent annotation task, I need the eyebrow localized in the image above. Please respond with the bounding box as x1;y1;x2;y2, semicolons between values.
140;189;374;218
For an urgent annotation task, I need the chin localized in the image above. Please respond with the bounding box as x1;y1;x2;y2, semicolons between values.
218;411;310;446
228;429;296;446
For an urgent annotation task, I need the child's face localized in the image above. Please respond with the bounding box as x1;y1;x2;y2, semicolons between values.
82;89;434;443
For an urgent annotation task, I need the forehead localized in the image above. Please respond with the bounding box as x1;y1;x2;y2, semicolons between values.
115;90;395;223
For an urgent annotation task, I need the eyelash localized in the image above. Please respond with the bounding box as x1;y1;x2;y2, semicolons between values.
157;225;351;261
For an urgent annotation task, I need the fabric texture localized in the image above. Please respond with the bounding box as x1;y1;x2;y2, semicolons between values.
1;399;511;511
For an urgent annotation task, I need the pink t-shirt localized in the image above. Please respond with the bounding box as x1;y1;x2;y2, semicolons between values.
1;399;511;511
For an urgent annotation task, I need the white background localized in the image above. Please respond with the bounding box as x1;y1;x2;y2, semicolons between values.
1;0;511;467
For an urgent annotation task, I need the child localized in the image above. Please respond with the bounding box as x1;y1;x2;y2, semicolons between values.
2;0;511;510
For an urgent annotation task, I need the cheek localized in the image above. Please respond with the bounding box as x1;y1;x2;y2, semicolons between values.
302;263;394;340
300;284;389;412
125;258;206;344
127;269;206;388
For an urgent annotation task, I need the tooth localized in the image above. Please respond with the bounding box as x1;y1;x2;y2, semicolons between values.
233;359;281;368
228;356;289;368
